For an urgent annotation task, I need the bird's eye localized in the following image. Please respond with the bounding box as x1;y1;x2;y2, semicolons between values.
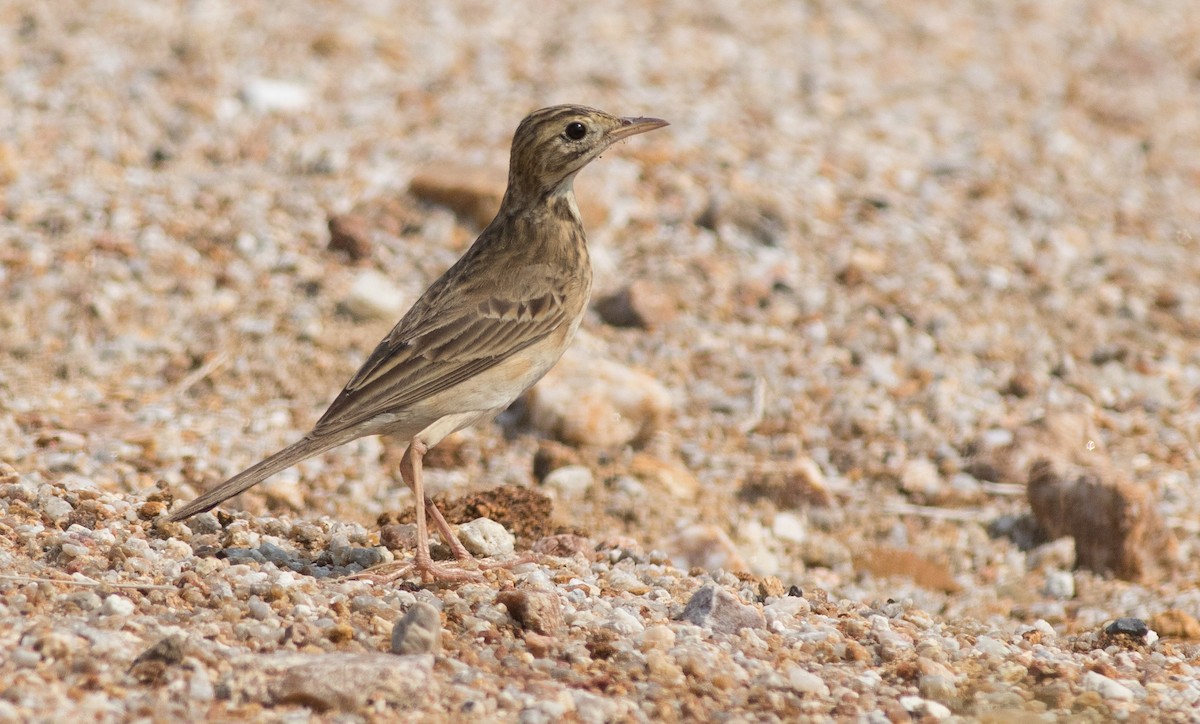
564;121;587;140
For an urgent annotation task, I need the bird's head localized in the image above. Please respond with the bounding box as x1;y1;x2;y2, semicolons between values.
505;104;667;204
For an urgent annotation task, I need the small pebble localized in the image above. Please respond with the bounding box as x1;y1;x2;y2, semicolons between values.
899;696;951;720
606;607;645;636
1083;671;1135;701
541;465;594;498
251;652;434;710
681;584;765;634
342;269;408;320
593;280;678;329
787;666;829;696
1105;617;1149;638
240;77;312;113
188;666;216;701
900;458;941;496
10;647;40;668
40;496;74;521
100;595;136;617
391;602;442;655
771;512;807;544
496;589;562;635
1043;570;1075;599
639;625;676;652
630;455;699;500
919;674;958;701
457;518;515;557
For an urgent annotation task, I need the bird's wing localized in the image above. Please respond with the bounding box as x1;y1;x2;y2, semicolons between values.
310;272;570;438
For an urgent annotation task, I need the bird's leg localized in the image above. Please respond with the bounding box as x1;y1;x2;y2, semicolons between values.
350;438;535;585
399;438;482;582
420;487;475;566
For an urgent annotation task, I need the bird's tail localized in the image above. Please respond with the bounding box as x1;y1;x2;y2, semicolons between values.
168;435;335;521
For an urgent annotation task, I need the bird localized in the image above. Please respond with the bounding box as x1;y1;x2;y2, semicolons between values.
169;104;668;582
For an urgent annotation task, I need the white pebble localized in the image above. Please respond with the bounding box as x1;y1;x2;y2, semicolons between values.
101;595;136;617
973;635;1010;658
523;345;670;448
240;77;312;113
248;598;273;621
188;666;215;701
40;496;74;520
343;269;408;321
900;696;951;720
1083;671;1135;701
764;596;810;627
771;511;807;544
900;458;941;496
60;542;88;559
1043;570;1075;599
456;518;515;557
787;666;829;696
542;465;594;498
10;647;40;668
639;625;675;651
981;428;1015;448
606;607;644;635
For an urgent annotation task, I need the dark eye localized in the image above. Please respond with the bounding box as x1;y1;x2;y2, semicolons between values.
564;121;587;140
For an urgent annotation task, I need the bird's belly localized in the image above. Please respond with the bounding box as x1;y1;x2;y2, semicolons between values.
450;328;574;410
392;322;579;445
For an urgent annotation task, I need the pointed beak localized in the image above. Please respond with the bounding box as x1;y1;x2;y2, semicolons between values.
608;116;669;142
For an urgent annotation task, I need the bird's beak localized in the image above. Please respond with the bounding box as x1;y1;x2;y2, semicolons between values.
609;116;669;142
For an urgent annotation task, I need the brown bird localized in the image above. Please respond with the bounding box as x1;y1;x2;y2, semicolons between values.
169;105;667;582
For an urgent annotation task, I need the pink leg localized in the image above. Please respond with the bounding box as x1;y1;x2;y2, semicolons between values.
419;487;474;561
350;438;535;585
402;438;482;582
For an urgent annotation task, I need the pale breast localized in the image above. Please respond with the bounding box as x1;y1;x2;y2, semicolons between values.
378;318;578;447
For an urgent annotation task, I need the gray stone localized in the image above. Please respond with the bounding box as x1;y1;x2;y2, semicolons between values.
391;602;442;656
236;652;435;711
328;532;386;570
256;541;297;567
680;584;765;633
184;512;222;535
496;589;562;635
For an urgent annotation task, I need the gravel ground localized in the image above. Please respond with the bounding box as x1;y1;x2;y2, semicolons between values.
3;0;1200;721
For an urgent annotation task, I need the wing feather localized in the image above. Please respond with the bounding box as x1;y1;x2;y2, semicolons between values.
311;286;567;438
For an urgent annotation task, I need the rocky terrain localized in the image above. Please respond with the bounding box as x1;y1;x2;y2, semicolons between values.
3;0;1200;720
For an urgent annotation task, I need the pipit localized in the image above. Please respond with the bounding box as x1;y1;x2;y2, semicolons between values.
169;105;667;582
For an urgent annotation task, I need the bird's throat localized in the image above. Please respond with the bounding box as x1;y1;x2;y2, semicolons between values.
546;176;584;228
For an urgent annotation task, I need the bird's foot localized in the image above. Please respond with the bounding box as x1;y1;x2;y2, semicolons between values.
348;556;483;584
350;552;536;585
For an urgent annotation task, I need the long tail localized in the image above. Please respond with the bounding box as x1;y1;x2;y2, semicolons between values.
168;435;337;521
